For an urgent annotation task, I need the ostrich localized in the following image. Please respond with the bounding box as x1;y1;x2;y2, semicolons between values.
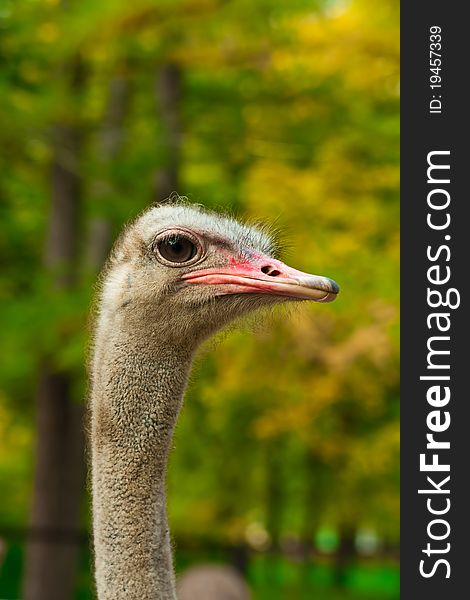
89;201;339;600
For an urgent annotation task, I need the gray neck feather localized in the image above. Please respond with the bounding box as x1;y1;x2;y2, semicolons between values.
90;314;194;600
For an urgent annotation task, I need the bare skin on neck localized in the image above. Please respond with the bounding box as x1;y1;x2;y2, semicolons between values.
89;202;339;599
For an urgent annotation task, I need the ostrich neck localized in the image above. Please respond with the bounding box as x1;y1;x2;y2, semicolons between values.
90;317;194;600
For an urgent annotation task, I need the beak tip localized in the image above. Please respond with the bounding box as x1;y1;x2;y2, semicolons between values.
328;278;340;295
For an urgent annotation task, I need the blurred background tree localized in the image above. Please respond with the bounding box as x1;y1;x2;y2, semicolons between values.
0;0;398;598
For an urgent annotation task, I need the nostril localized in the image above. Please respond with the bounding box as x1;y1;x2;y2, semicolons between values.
261;265;281;277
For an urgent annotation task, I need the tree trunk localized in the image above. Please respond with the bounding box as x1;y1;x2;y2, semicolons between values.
333;525;356;588
264;440;284;585
154;62;182;201
300;451;327;585
86;74;130;271
23;59;85;600
266;442;283;552
23;370;85;600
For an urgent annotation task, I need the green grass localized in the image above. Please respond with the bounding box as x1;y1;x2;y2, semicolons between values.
249;555;399;600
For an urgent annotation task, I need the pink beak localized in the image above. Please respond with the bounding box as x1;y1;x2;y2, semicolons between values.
182;255;339;303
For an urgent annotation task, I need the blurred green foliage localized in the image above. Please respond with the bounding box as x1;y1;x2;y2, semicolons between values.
0;0;399;596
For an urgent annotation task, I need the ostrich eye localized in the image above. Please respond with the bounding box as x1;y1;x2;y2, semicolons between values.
156;234;198;264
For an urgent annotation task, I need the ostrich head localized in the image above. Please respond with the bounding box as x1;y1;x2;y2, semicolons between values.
99;202;339;348
91;201;340;600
